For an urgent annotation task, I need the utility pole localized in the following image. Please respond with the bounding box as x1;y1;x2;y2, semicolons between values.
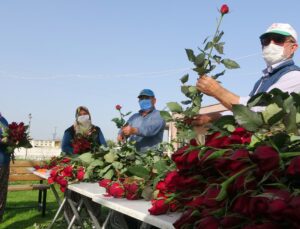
53;126;57;141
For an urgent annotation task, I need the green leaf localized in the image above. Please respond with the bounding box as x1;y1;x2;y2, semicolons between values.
232;104;263;131
103;169;114;179
188;86;198;95
283;105;297;133
185;49;195;62
194;53;205;66
205;149;228;161
213;31;224;43
127;165;150;179
247;93;268;108
193;67;206;75
89;159;104;168
181;85;190;96
153;160;168;174
160;111;172;121
104;151;118;163
214;43;224;54
204;42;213;51
262;103;283;125
212;55;222;64
167;102;183;113
212;70;226;80
221;59;240;69
112;161;123;170
181;100;192;105
78;152;93;165
180;74;189;84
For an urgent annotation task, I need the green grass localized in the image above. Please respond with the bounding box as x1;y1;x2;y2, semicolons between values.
0;182;63;229
1;182;108;229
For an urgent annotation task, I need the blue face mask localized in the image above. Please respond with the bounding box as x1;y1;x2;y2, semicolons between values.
139;99;152;111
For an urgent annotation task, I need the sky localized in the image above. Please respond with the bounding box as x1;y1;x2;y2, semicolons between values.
1;0;300;141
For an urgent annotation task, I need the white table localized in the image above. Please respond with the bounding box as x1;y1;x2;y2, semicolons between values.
92;196;180;229
50;182;106;229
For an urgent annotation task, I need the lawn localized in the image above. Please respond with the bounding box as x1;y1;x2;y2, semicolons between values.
0;182;65;229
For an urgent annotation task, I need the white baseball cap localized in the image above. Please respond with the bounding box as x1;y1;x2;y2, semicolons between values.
260;23;298;42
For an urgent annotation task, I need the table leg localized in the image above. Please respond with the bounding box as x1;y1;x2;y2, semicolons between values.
82;197;102;229
67;199;84;229
47;197;67;229
67;198;84;228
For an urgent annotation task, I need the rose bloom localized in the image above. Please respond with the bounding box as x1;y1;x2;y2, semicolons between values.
250;146;280;172
287;156;300;176
77;170;85;181
115;104;122;110
98;179;112;189
148;199;169;215
108;182;125;198
220;4;229;15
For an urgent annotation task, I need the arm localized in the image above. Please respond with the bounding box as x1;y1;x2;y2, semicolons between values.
61;131;73;155
191;112;222;126
98;128;107;147
196;76;240;110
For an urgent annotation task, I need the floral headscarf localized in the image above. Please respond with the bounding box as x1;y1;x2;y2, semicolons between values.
73;106;92;135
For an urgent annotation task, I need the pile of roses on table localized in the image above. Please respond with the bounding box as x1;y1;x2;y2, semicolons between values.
45;124;300;228
147;127;300;228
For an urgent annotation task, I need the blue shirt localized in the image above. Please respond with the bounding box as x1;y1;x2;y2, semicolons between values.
61;125;107;155
0;116;10;166
126;109;166;153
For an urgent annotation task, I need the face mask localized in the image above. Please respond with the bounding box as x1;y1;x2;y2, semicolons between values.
262;43;286;66
77;115;90;124
139;99;152;111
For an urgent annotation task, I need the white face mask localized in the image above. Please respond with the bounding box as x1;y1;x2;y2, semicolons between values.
77;115;90;124
262;43;286;66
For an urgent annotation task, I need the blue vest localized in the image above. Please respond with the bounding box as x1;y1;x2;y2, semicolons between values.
249;60;300;96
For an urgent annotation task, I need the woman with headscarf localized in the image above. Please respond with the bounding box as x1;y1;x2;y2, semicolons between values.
61;106;106;154
61;106;106;224
0;113;9;222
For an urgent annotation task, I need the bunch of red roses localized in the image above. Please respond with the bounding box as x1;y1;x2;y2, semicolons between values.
0;122;32;155
99;177;144;200
72;136;92;154
47;157;85;192
148;126;300;228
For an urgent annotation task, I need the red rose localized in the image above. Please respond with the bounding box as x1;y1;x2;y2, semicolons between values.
186;196;204;208
196;216;219;229
148;199;169;215
232;195;250;215
50;169;58;177
47;177;54;184
115;104;122;110
248;197;269;218
77;170;85;181
243;222;281;229
173;209;197;229
171;145;189;170
205;132;231;148
58;178;68;187
202;186;221;208
124;182;139;193
250;146;280;172
268;199;287;219
61;158;71;164
220;4;229;15
156;181;167;192
228;149;250;172
63;166;73;177
108;182;125;198
60;186;66;192
98;179;112;189
220;216;242;228
287;156;300;176
230;127;252;144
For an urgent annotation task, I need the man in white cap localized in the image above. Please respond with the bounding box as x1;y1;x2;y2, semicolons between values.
192;23;300;125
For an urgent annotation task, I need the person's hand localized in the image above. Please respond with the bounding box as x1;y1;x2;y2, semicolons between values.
122;125;138;136
196;75;222;97
117;134;124;142
190;114;212;126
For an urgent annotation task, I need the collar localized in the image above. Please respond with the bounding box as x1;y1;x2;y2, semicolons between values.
139;107;155;116
262;58;294;76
